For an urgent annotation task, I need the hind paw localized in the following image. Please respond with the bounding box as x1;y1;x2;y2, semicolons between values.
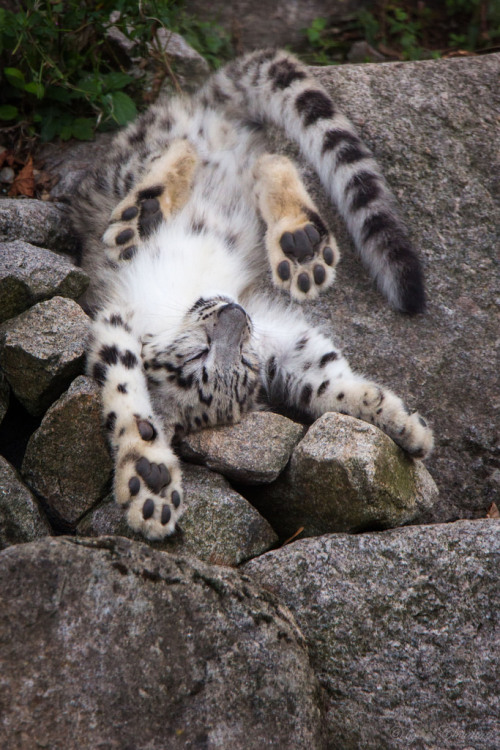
269;221;339;300
102;139;198;262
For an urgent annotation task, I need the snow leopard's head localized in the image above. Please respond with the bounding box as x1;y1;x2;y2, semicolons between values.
142;296;261;435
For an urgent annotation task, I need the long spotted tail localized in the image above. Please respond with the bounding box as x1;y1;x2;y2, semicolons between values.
202;49;425;314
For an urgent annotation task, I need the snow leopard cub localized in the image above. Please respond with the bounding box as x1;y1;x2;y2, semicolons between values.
72;49;433;541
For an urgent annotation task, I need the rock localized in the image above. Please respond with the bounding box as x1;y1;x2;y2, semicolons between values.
155;29;211;92
267;54;500;522
185;0;364;51
347;40;387;63
0;455;51;549
78;462;278;565
0;536;323;749
0;240;89;323
0;198;77;254
0;296;89;415
249;412;438;539
244;520;500;750
36;133;115;202
0;371;8;426
22;376;112;527
178;411;305;485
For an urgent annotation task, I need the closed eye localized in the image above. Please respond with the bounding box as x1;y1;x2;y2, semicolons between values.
184;348;209;364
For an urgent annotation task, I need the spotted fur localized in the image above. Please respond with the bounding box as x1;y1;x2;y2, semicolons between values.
72;50;433;541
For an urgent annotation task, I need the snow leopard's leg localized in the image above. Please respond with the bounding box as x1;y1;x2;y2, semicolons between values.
88;309;183;540
252;304;433;458
102;139;198;262
253;153;340;301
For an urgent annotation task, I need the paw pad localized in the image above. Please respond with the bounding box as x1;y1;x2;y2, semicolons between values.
273;221;338;300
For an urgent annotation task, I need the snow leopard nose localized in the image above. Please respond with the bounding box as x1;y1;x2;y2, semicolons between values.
214;303;248;347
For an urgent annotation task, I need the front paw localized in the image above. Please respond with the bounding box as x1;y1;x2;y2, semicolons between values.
114;423;183;540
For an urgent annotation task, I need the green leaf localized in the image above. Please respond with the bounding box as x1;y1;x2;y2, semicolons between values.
0;104;18;120
24;81;45;99
59;124;73;141
110;91;137;125
72;117;94;140
102;71;133;91
4;67;25;89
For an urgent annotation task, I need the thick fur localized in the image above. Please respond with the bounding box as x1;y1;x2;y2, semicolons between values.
72;50;433;540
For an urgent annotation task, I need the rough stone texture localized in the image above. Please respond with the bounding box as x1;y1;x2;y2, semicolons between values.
78;463;278;566
0;198;77;254
0;455;51;549
155;29;211;92
36;133;114;202
0;240;89;323
0;536;324;749
22;377;112;527
178;411;305;484
267;54;499;522
0;296;89;415
0;371;8;427
185;0;364;51
249;412;438;539
244;520;500;750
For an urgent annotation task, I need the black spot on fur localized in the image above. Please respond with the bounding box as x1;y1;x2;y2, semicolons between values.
295;336;308;351
295;89;334;127
300;384;313;407
336;143;367;166
266;356;277;381
361;212;396;243
322;129;359;154
337;392;345;400
320;351;338;367
346;171;381;211
92;362;107;386
117;383;128;394
109;314;126;328
269;59;306;90
121;350;138;368
99;344;119;366
105;411;116;432
317;380;329;397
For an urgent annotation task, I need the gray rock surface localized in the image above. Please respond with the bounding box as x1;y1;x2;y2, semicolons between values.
0;240;89;323
250;412;438;538
0;371;8;426
0;455;51;549
22;376;112;526
244;520;500;750
178;411;305;484
155;29;211;92
0;296;89;415
185;0;364;51
0;536;323;749
0;198;76;253
78;463;278;566
270;54;499;522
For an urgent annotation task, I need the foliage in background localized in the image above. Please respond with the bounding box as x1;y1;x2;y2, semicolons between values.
302;0;500;64
0;0;231;144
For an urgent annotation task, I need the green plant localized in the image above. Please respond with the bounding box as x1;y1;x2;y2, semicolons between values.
0;0;231;143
